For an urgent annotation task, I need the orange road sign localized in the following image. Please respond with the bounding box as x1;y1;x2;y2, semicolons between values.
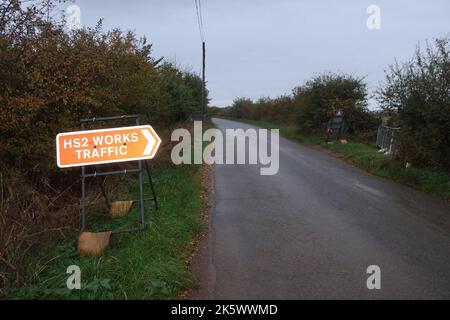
56;125;161;168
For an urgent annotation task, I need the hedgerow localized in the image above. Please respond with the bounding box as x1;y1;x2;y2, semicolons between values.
0;0;206;291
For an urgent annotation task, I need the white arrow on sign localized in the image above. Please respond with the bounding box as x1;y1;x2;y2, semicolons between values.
141;128;156;156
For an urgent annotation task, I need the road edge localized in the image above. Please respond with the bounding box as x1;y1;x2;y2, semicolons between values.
183;163;216;299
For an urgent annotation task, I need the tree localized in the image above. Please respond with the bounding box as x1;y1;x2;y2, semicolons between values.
0;0;208;177
294;73;371;133
157;62;206;125
377;37;450;170
229;97;253;118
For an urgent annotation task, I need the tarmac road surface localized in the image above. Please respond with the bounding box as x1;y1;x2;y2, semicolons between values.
188;118;450;299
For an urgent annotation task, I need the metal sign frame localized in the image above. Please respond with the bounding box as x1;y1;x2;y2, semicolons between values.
79;115;158;234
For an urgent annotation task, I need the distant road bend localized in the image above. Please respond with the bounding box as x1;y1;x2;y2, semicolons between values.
189;118;450;299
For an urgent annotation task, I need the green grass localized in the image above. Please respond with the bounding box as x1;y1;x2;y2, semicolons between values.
5;165;205;299
233;118;450;201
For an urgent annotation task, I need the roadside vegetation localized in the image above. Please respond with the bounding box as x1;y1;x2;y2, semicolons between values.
0;0;208;297
4;165;205;299
211;36;450;200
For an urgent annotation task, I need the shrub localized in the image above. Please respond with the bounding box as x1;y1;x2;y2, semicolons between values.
294;73;373;134
229;97;253;119
156;63;205;126
0;1;207;180
377;37;450;170
0;19;161;177
225;72;377;135
0;0;208;289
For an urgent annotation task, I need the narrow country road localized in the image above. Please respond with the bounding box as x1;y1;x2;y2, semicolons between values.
189;118;450;299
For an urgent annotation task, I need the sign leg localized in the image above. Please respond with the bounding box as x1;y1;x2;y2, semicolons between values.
144;161;158;210
138;160;145;231
80;166;86;232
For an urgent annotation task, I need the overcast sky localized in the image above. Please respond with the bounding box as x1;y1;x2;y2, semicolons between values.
68;0;449;108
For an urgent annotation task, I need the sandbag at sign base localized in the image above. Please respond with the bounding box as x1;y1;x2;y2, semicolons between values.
110;201;133;218
77;231;112;257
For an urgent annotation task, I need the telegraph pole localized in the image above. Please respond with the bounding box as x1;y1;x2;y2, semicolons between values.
201;41;206;119
194;0;206;119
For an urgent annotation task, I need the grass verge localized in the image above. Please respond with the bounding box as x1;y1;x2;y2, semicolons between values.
232;118;450;201
4;164;205;299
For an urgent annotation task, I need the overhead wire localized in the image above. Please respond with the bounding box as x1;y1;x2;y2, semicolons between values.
194;0;204;42
198;0;204;40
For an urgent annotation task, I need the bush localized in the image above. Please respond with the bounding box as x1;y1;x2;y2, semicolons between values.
0;0;207;180
229;97;254;119
294;73;375;134
377;37;450;170
157;63;205;126
0;0;207;290
0;15;161;177
225;72;378;136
